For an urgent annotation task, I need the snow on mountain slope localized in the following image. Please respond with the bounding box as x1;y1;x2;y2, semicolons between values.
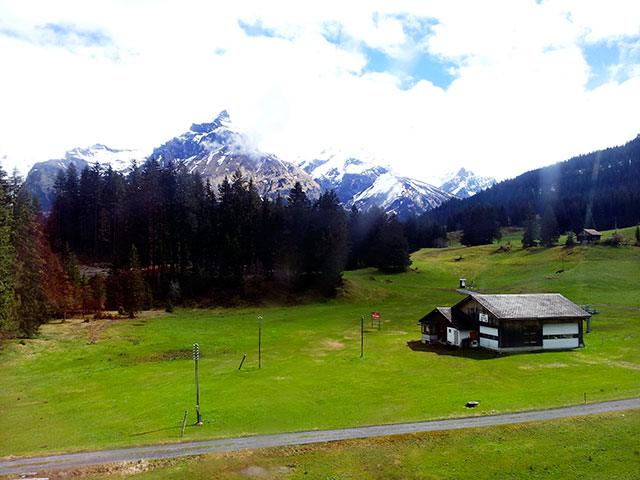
438;167;496;198
151;111;320;199
62;144;144;172
299;149;455;218
25;144;145;210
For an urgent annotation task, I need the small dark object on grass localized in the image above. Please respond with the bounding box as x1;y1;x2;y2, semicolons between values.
454;256;464;262
555;269;564;274
385;279;392;283
369;276;376;281
465;401;479;408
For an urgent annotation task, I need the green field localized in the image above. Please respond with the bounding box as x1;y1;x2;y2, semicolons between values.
1;236;639;458
63;410;640;480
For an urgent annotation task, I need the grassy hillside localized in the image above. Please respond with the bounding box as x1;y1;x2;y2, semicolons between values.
1;241;639;457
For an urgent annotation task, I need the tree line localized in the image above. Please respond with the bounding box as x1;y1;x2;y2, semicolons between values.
0;157;451;339
429;135;640;236
44;160;444;321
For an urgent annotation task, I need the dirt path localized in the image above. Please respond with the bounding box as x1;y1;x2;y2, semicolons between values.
1;398;638;477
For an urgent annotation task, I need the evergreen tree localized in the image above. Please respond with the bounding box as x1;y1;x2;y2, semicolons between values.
309;190;348;293
11;182;50;336
540;205;560;247
635;225;640;244
565;232;576;247
0;166;15;335
460;206;502;246
375;214;411;272
522;205;538;248
122;245;146;318
584;206;596;230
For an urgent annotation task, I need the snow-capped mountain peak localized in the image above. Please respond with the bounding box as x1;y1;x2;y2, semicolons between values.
150;111;319;197
299;149;454;218
438;168;496;198
63;144;145;171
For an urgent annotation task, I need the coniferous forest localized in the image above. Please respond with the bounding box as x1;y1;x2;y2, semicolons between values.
0;160;447;339
428;135;640;238
5;134;638;338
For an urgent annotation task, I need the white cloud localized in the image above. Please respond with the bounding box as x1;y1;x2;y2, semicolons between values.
0;0;639;186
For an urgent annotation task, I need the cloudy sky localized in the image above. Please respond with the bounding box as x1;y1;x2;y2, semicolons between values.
1;0;639;183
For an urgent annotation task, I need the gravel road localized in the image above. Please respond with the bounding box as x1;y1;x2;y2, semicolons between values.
1;398;638;476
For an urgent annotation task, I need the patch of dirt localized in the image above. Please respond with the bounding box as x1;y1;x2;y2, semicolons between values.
321;339;344;350
606;360;640;370
88;319;115;344
519;363;569;370
126;349;192;364
40;457;185;479
240;465;290;477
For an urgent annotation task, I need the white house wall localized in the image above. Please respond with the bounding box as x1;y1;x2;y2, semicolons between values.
479;326;499;350
542;322;580;349
543;323;579;335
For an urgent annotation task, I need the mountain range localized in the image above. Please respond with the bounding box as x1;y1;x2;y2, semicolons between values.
24;111;494;217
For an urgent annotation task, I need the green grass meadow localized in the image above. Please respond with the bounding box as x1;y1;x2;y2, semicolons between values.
77;410;640;480
1;236;639;458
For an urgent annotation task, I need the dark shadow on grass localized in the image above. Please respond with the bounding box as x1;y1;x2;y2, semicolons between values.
406;340;498;360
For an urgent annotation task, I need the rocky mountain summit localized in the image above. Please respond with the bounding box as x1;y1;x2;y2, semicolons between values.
438;167;496;198
299;149;455;218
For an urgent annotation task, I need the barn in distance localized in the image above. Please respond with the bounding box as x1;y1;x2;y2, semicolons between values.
419;294;590;352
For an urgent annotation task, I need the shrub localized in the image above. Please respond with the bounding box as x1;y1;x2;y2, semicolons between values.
602;233;623;247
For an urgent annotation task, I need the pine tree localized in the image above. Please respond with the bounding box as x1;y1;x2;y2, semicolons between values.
309;190;348;293
522;205;538;248
635;225;640;244
565;232;576;247
540;205;560;247
122;245;146;318
11;182;50;337
0;166;15;335
375;214;411;273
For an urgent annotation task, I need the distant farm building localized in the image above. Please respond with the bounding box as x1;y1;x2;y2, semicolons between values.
419;294;590;352
578;229;602;243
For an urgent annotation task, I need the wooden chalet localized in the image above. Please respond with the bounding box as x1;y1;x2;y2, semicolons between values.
419;294;590;352
578;229;602;243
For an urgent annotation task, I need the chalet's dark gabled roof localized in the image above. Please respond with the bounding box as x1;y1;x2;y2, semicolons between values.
581;229;602;236
418;306;475;330
418;307;451;325
468;293;590;320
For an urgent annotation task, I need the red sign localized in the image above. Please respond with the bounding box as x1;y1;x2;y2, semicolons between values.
372;312;380;320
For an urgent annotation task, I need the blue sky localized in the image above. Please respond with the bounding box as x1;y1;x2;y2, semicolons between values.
1;1;639;182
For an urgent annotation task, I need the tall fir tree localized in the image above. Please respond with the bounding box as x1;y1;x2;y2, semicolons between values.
540;205;560;247
123;244;146;317
0;166;15;335
522;204;538;248
11;180;50;337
